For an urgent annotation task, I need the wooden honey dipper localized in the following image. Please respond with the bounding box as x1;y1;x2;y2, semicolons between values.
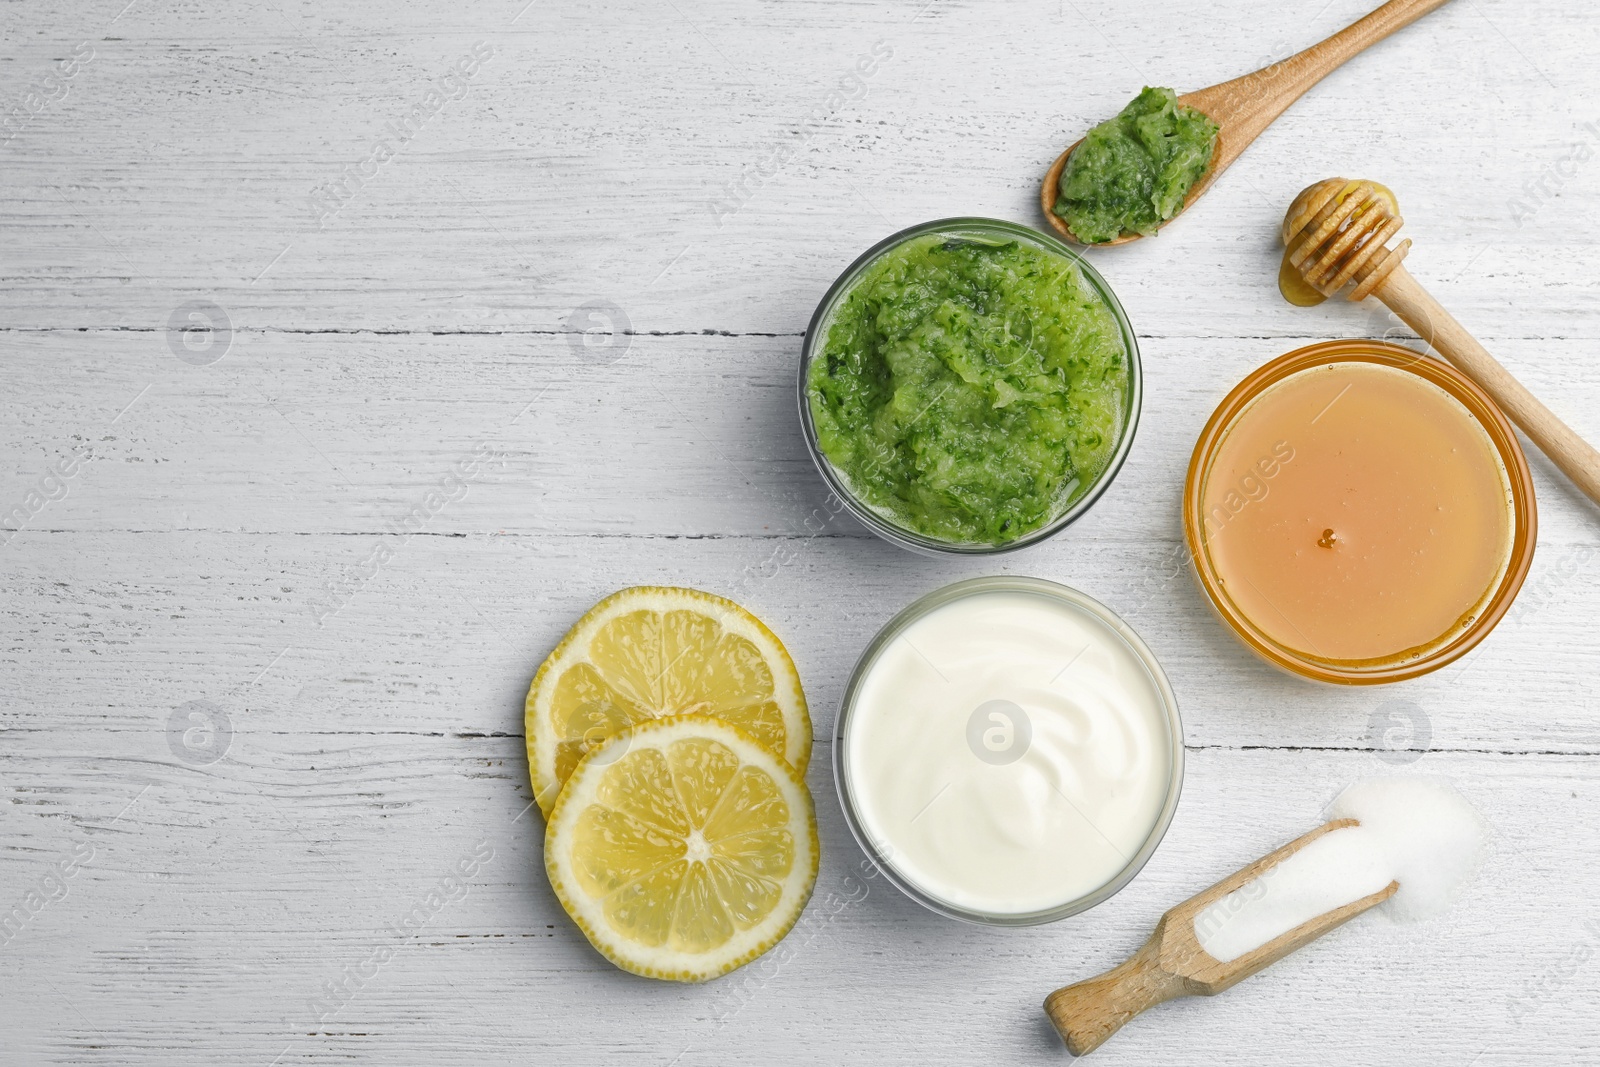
1282;178;1600;506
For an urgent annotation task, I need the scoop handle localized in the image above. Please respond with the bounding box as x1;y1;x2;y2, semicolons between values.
1043;929;1190;1057
1377;264;1600;507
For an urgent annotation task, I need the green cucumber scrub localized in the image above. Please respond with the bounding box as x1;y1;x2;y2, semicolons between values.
1054;86;1219;244
806;232;1129;545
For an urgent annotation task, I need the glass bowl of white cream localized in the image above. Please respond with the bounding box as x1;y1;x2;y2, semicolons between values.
834;576;1184;925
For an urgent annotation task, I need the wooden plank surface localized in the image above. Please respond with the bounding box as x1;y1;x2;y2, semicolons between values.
3;0;1598;1063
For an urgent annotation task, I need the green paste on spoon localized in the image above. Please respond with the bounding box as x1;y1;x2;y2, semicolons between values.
1053;86;1219;244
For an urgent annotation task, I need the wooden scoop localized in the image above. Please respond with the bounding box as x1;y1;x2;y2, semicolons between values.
1043;818;1397;1056
1040;0;1454;246
1282;177;1600;507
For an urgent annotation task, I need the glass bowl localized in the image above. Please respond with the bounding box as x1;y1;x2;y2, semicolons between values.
833;575;1184;926
1183;340;1538;684
797;217;1142;556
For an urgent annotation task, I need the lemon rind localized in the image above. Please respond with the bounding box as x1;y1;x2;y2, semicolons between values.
526;586;811;817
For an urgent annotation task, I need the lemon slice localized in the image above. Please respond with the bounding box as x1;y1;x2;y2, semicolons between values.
545;714;819;982
526;586;810;816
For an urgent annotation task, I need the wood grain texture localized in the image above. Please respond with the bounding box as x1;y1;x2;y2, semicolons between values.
3;0;1599;1063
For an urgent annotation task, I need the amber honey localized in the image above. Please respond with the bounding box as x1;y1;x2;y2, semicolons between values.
1185;341;1537;684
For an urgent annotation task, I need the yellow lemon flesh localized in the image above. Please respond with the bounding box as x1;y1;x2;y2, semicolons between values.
544;715;819;982
527;587;809;816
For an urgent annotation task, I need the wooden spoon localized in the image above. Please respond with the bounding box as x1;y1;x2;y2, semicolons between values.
1043;818;1397;1056
1040;0;1454;246
1282;177;1600;507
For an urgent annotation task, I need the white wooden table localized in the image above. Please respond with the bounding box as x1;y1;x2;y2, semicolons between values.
3;0;1598;1063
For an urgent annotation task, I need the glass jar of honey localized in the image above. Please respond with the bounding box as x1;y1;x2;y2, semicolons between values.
1184;340;1537;684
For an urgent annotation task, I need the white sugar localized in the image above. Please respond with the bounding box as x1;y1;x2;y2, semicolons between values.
1327;776;1489;921
1194;777;1488;963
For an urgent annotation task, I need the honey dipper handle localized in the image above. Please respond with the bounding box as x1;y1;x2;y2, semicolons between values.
1043;931;1190;1057
1377;265;1600;507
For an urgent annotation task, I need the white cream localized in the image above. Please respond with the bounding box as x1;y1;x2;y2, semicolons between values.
842;586;1179;918
1195;776;1488;963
